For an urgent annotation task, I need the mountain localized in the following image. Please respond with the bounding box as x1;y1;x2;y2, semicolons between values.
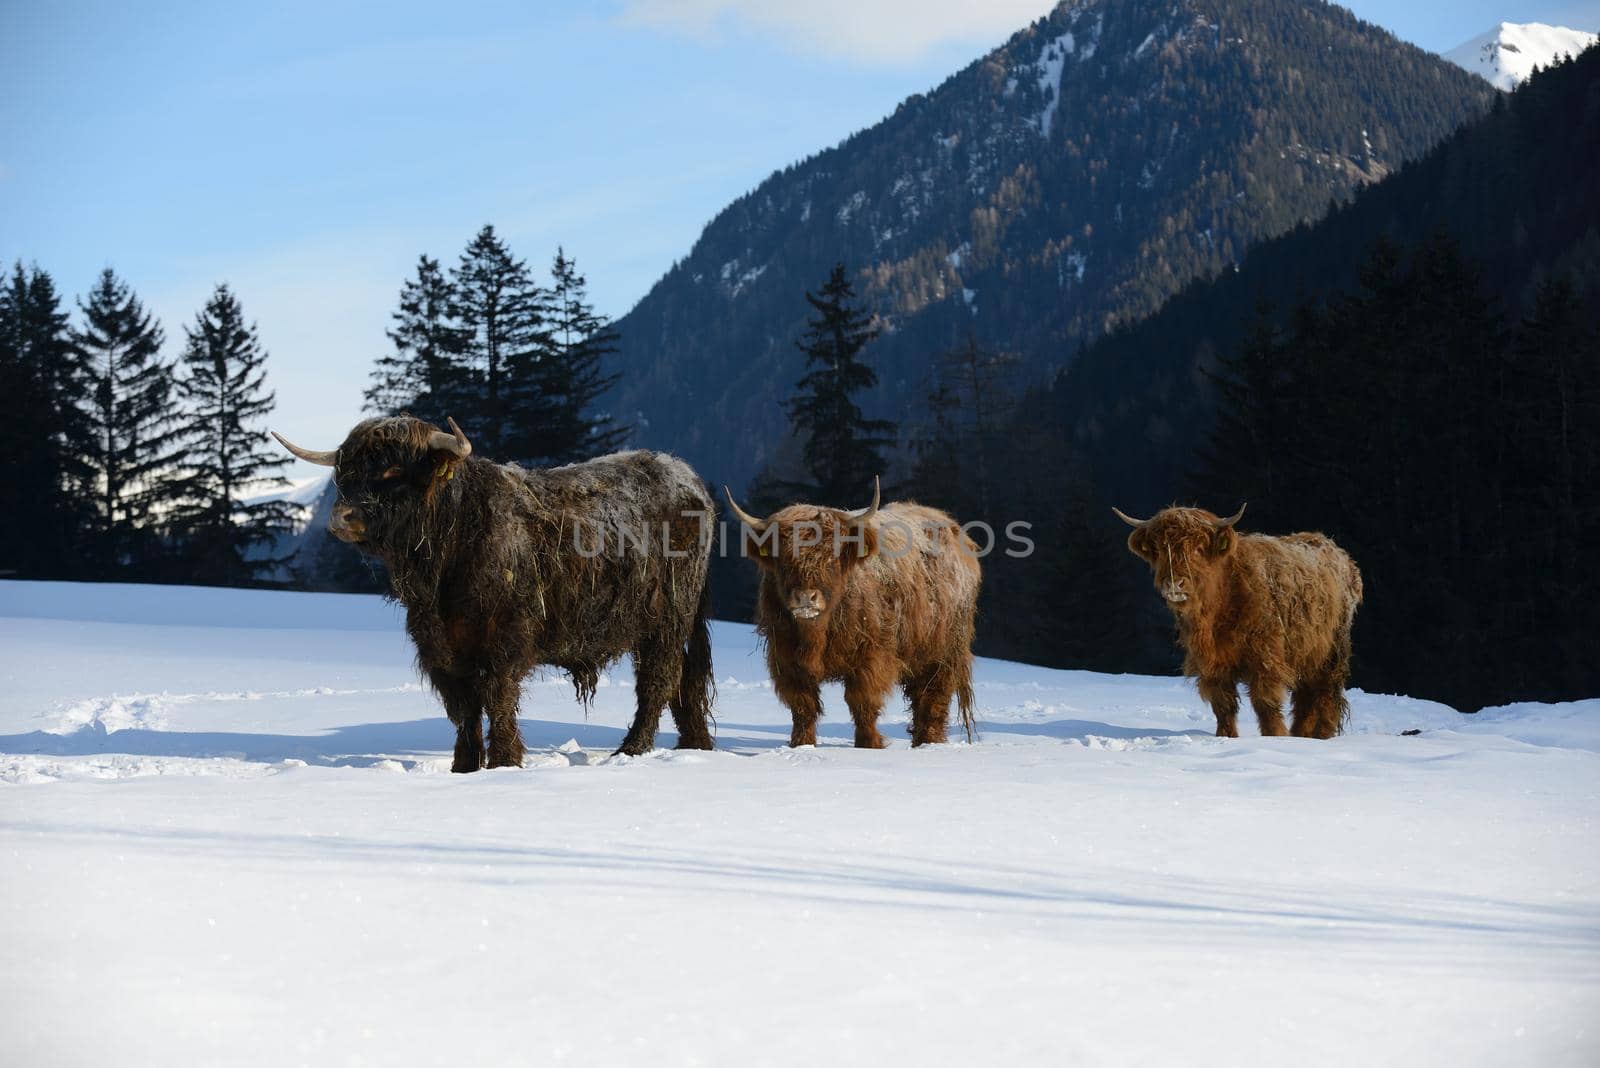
1040;42;1600;514
610;0;1495;490
1444;21;1597;90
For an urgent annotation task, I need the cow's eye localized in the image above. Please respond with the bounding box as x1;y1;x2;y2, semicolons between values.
379;466;405;481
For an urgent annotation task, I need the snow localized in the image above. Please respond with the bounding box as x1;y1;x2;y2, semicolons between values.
1;579;1597;1065
835;190;868;225
1012;30;1075;138
1444;22;1597;91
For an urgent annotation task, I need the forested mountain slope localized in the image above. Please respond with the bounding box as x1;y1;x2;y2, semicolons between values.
611;0;1494;488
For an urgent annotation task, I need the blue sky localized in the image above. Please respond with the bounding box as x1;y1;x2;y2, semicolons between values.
4;0;1598;473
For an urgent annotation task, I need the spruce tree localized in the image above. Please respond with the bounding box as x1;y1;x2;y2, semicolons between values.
73;269;178;575
907;379;963;507
365;255;468;422
783;263;895;503
0;263;92;578
452;226;546;454
168;284;293;586
1193;297;1291;518
523;247;627;465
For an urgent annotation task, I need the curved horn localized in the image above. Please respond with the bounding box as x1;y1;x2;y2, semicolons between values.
1213;503;1247;529
723;486;766;529
843;475;881;522
270;430;338;467
1111;506;1149;529
427;416;472;459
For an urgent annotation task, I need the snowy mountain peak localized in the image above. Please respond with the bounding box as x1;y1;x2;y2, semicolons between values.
1444;21;1597;91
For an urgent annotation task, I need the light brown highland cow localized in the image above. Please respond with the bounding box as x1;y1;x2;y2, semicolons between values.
1114;504;1363;738
726;479;981;748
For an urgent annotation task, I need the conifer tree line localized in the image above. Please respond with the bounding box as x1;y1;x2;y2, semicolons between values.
0;227;626;589
364;225;627;467
0;263;293;586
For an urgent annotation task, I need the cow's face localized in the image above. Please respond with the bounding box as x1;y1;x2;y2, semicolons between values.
1116;505;1245;611
726;482;881;625
752;509;878;622
272;416;472;555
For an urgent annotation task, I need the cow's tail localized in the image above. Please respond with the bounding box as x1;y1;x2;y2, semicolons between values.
956;676;976;743
954;651;977;743
1328;553;1362;736
675;578;717;745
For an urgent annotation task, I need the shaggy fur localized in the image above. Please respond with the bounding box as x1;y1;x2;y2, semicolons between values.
739;499;981;748
1120;506;1363;739
314;416;716;771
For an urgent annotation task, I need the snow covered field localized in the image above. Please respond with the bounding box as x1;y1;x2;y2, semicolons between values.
1;580;1596;1066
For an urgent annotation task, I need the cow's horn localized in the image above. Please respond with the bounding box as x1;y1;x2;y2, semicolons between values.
1213;503;1247;529
271;431;337;467
428;416;472;458
844;475;881;522
723;487;766;529
1111;506;1148;529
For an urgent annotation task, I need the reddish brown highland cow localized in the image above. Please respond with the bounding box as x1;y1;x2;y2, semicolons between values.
726;480;981;748
1113;504;1363;738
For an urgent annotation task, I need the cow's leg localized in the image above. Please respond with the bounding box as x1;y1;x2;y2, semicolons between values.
666;622;714;750
771;661;823;747
904;667;954;746
844;681;896;748
1247;677;1289;737
1197;676;1240;738
1290;676;1349;739
616;639;677;756
483;671;526;769
430;669;485;773
667;693;714;750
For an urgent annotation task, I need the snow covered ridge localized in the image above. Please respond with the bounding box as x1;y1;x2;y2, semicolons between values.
2;580;1598;1064
1444;22;1598;91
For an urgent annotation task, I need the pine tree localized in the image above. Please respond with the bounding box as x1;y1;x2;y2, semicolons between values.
1506;276;1600;697
168;284;293;586
1193;297;1291;518
931;336;1020;515
0;263;92;578
520;247;628;465
452;226;547;454
73;269;178;575
907;379;964;507
365;255;468;422
783;263;895;503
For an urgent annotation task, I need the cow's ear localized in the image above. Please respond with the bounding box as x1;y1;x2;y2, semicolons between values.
1210;528;1235;556
743;526;777;569
1127;531;1152;561
843;523;878;569
429;454;461;483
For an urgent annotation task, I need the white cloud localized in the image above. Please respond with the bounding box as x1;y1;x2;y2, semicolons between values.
617;0;1056;64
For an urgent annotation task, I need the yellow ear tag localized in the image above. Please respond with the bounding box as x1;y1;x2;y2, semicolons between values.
436;461;454;481
758;545;769;557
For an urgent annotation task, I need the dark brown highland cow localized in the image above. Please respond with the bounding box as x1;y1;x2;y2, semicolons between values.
1114;504;1363;738
273;416;716;771
725;480;981;748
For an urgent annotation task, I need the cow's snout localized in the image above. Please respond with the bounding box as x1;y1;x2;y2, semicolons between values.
1161;576;1188;603
787;588;825;620
329;502;367;543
